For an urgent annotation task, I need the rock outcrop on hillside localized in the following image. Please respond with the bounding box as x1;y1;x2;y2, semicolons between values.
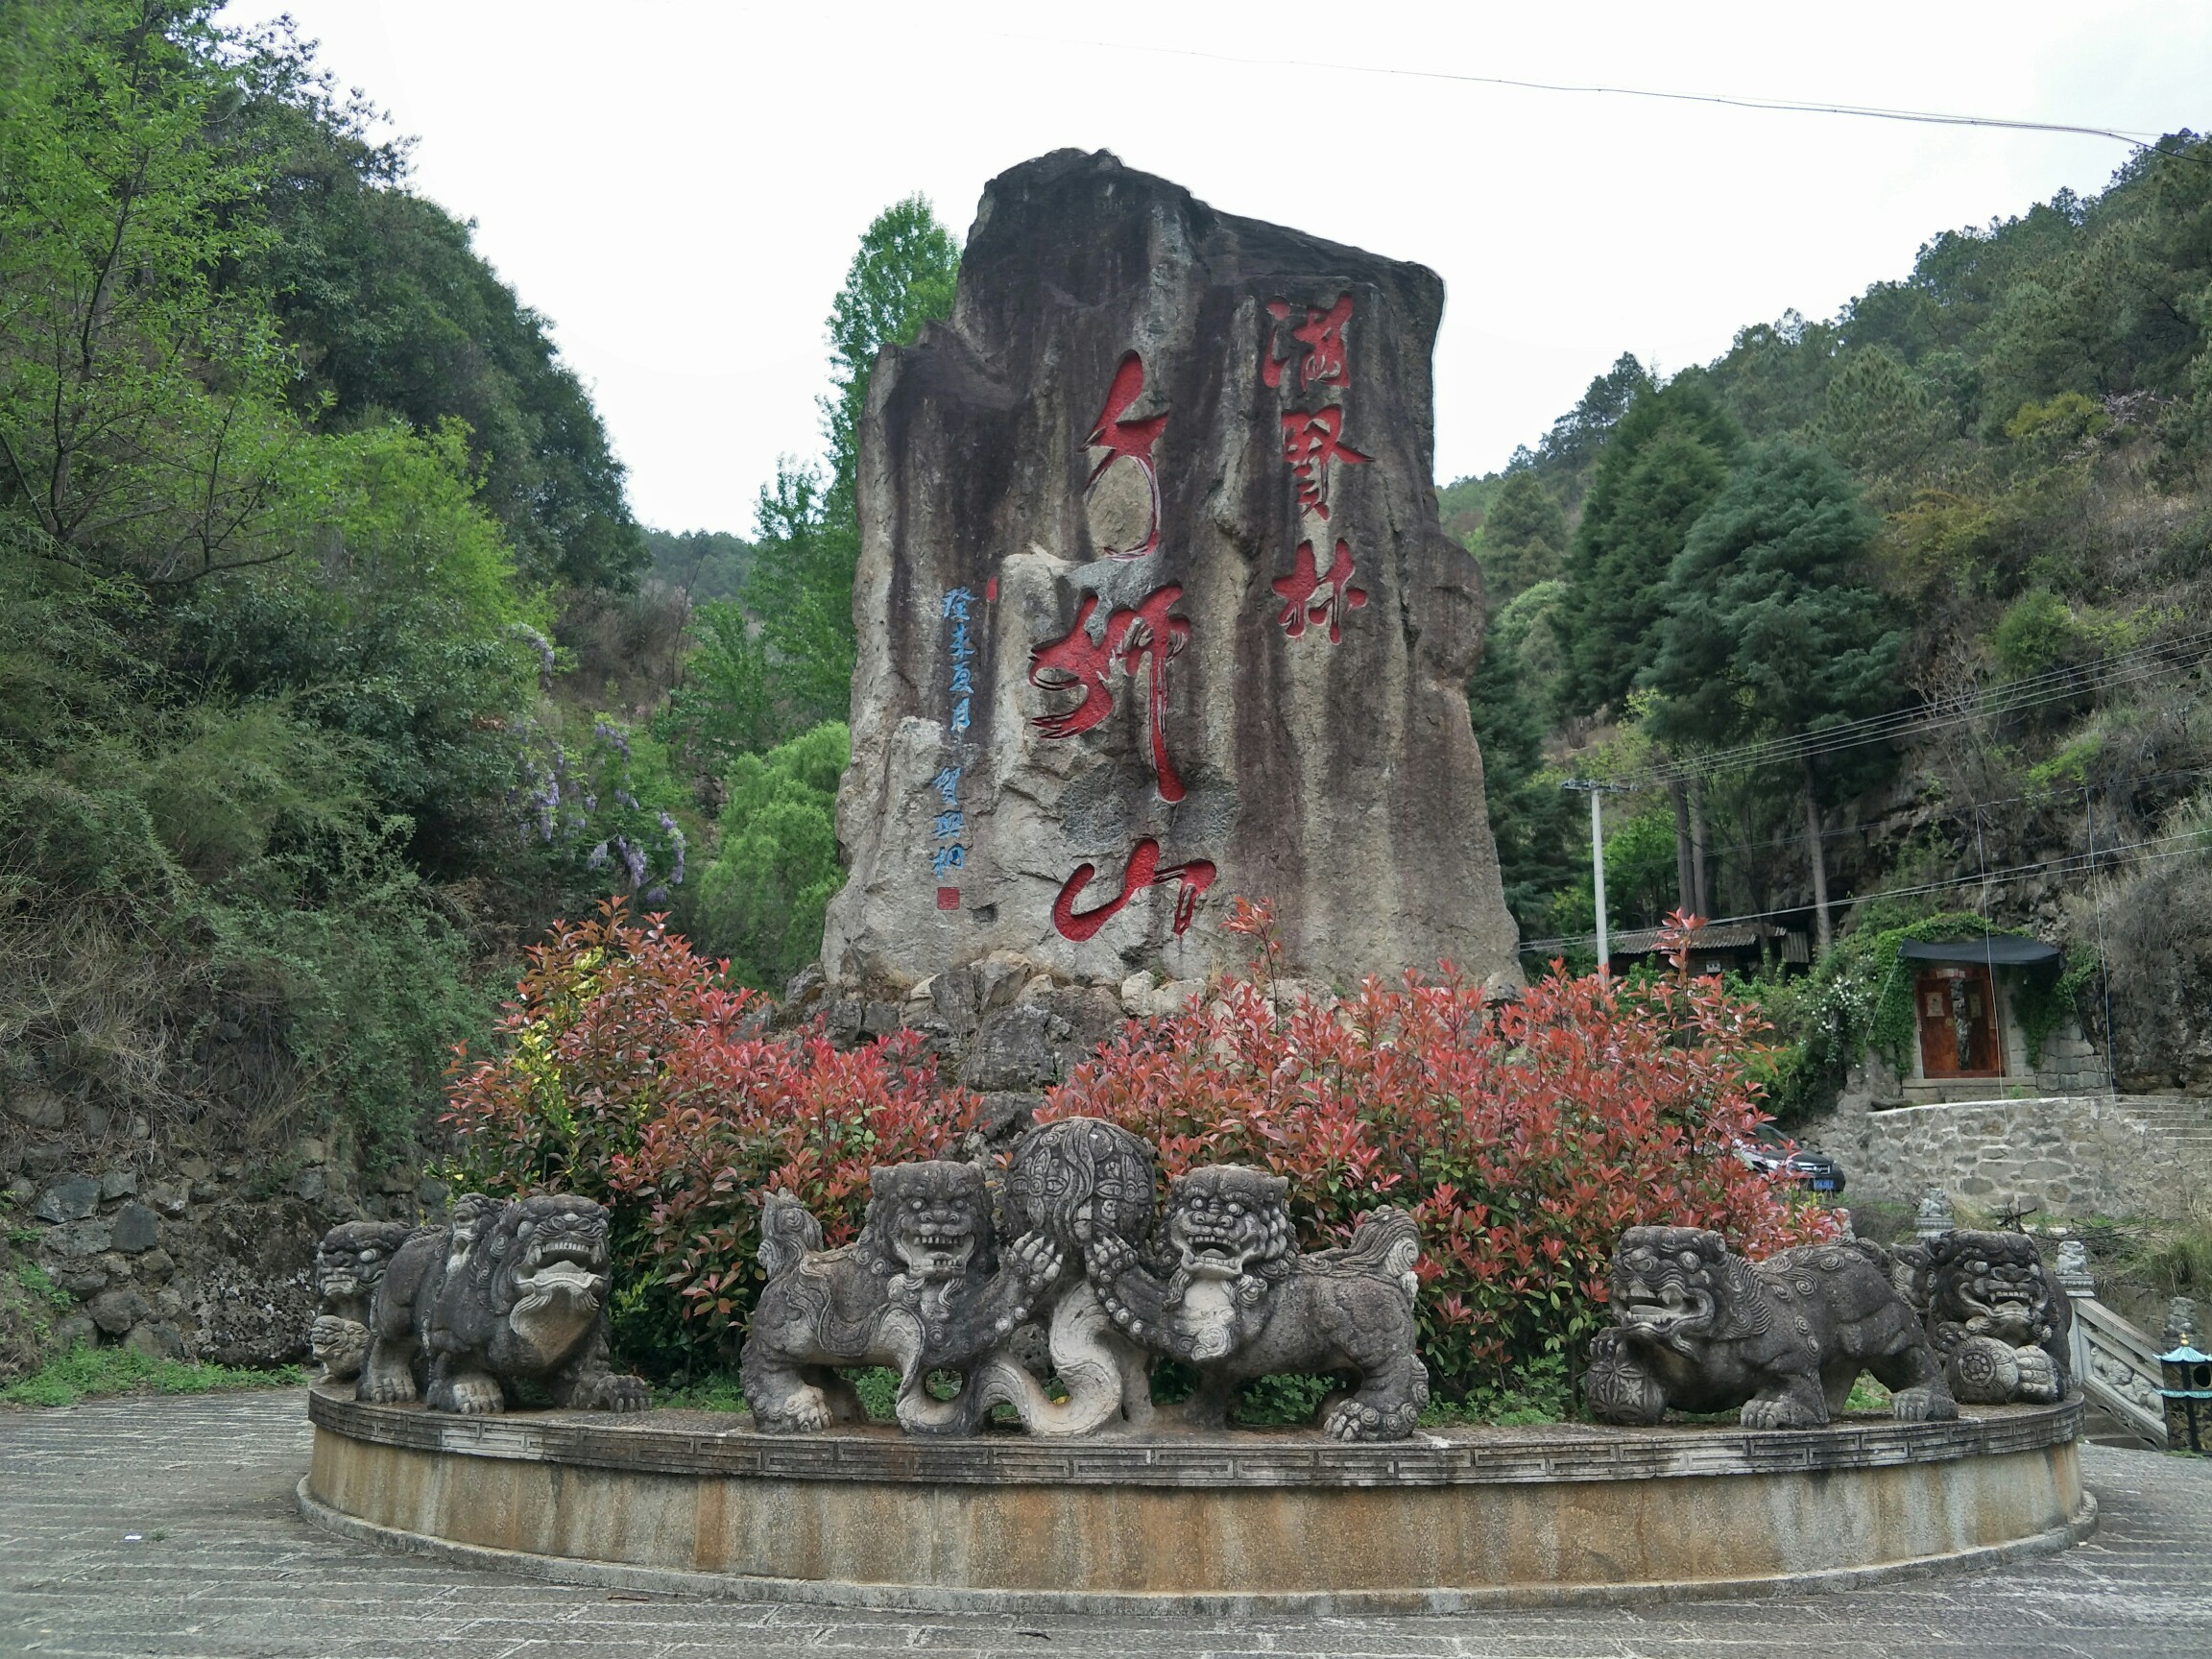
822;149;1519;995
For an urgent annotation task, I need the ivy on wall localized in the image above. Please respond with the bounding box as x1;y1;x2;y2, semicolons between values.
1856;912;2095;1071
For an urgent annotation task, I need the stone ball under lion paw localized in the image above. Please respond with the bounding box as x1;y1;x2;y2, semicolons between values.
1583;1346;1666;1426
1946;1334;2023;1405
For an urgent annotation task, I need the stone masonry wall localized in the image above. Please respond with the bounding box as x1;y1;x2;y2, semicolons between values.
3;1130;443;1374
1810;1092;2212;1223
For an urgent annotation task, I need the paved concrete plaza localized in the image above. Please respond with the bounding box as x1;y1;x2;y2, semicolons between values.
2;1391;2207;1658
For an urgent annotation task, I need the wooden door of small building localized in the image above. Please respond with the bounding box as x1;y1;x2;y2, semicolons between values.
1914;965;2000;1077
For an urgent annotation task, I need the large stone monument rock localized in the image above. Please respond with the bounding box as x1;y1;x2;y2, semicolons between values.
823;149;1519;992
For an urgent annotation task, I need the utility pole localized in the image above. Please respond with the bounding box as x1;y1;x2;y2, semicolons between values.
1562;780;1630;979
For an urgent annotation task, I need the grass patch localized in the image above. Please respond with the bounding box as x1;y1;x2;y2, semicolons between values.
653;1375;748;1413
0;1344;306;1407
1842;1375;1894;1412
15;1261;71;1310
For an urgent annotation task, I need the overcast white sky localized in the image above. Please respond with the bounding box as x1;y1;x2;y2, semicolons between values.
222;1;2210;535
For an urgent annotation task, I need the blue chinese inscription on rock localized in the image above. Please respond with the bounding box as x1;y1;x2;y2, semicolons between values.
932;588;977;908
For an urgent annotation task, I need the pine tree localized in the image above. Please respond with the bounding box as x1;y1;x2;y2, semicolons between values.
1642;440;1900;953
1477;469;1569;605
1551;375;1741;716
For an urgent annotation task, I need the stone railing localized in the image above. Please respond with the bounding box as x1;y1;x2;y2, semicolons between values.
2070;1296;2167;1448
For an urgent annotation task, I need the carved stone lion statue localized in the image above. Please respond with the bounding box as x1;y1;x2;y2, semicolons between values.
1911;1230;2073;1405
1084;1165;1430;1440
966;1117;1162;1436
355;1193;647;1414
739;1161;1058;1434
1585;1226;1956;1430
307;1220;412;1383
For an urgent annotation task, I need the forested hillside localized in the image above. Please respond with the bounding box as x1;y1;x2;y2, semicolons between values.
0;5;954;1183
1447;134;2212;1099
9;1;2207;1200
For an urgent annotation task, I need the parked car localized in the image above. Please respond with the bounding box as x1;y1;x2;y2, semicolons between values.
1735;1122;1845;1196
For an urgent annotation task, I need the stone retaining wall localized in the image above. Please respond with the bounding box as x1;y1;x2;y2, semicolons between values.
1810;1093;2212;1222
2;1134;436;1370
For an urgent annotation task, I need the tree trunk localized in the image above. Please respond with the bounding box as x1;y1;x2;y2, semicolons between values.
1689;775;1711;917
1670;781;1695;917
1801;758;1833;958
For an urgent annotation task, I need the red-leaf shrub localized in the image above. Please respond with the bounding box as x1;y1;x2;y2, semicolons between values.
1040;902;1838;1399
443;897;1832;1394
441;900;975;1370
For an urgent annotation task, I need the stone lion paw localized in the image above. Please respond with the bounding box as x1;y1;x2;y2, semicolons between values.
1739;1395;1823;1431
1324;1401;1383;1441
1083;1233;1137;1277
768;1390;832;1433
356;1371;416;1405
582;1374;651;1413
1890;1384;1959;1423
2011;1348;2060;1404
442;1374;505;1415
1008;1230;1065;1286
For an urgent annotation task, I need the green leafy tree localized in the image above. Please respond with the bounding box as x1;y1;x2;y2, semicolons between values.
1704;310;1842;436
1642;440;1900;954
657;597;775;774
169;419;544;873
689;722;849;990
0;1;304;584
1533;352;1650;477
1817;346;1954;501
1551;375;1741;716
741;197;960;737
644;528;752;603
820;193;959;525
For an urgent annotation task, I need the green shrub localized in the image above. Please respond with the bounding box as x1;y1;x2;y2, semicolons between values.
1992;589;2081;679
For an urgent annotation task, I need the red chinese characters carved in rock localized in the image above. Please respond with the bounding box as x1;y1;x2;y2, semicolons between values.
1027;586;1190;803
1262;293;1356;391
1086;350;1169;559
1279;406;1371;521
1051;837;1217;942
1272;539;1368;643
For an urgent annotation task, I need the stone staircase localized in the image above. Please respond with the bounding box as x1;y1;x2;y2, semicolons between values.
2105;1094;2212;1161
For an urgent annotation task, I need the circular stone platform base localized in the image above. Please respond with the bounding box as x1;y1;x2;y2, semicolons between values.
301;1387;2092;1614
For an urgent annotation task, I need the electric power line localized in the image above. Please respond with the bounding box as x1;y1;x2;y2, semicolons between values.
1518;821;2211;954
1657;760;2212;864
1017;36;2199;159
1605;625;2212;788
